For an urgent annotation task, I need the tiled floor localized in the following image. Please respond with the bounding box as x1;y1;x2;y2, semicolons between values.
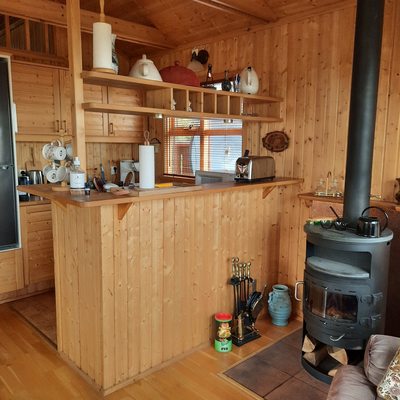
10;290;57;345
224;329;330;399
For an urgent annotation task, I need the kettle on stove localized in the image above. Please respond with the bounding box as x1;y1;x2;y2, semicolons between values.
356;206;388;238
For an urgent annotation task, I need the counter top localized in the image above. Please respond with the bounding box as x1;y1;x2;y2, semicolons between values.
19;178;303;208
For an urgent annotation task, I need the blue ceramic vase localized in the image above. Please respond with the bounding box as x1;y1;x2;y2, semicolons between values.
268;284;292;326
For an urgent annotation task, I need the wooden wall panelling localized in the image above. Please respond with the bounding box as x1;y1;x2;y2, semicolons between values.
382;0;400;199
51;187;284;391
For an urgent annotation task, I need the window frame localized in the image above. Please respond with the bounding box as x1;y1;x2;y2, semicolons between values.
163;117;243;178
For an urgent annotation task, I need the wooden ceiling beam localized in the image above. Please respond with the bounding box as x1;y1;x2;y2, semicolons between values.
192;0;278;23
0;0;174;49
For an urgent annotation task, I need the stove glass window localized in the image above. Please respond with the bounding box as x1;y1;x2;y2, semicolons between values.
305;282;358;322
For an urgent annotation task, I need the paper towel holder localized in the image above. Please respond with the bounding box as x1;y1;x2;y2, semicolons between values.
150;138;161;153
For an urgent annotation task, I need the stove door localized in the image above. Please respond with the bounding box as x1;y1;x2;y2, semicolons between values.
305;280;358;323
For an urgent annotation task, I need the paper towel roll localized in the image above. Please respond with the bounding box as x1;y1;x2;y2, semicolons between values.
93;22;112;70
139;145;155;189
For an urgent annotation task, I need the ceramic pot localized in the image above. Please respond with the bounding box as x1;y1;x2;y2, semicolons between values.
239;66;259;95
268;284;292;326
160;61;200;87
129;54;163;81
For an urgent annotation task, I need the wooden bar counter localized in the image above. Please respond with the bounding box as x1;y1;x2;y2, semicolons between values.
21;178;301;394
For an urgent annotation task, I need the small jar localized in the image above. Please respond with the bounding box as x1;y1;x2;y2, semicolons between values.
214;312;232;352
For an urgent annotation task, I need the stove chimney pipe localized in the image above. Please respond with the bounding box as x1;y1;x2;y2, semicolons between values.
343;0;385;227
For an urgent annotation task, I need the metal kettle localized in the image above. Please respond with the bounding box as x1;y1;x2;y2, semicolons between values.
356;206;388;238
27;170;44;185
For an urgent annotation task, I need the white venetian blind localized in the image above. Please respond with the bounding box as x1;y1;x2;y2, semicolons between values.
164;118;243;178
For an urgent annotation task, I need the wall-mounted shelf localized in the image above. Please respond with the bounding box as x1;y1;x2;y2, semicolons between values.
81;71;283;123
298;193;400;211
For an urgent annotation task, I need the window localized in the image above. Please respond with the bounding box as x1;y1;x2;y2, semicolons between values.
164;118;243;178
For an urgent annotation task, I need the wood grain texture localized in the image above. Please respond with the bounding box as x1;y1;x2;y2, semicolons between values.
50;185;294;392
0;300;301;399
151;0;400;318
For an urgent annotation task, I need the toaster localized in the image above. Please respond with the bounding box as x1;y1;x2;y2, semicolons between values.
235;155;275;181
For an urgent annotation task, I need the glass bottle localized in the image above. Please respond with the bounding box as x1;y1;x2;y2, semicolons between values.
70;157;85;189
221;70;232;92
204;64;215;88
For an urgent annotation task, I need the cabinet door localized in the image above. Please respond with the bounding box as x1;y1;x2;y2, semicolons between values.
84;83;108;137
20;204;54;285
0;249;24;294
107;87;143;141
12;63;61;135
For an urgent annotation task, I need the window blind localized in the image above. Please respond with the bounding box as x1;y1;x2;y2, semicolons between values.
164;118;242;178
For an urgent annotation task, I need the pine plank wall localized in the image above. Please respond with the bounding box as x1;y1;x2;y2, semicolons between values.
150;0;400;323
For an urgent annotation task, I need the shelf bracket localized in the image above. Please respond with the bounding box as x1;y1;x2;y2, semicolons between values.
304;199;313;208
262;186;276;199
118;203;132;220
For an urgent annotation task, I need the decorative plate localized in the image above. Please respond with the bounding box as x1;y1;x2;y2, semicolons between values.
262;131;289;152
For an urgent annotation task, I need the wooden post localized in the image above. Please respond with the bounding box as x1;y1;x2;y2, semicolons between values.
66;0;87;171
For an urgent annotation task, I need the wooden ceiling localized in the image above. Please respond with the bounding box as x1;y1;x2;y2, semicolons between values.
50;0;354;58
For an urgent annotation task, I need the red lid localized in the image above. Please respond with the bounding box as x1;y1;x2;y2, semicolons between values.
215;312;232;322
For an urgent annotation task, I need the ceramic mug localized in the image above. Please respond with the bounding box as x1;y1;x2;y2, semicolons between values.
56;165;67;182
42;140;67;161
43;164;58;183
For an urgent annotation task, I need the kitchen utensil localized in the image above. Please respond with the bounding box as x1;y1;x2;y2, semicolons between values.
356;206;389;238
129;54;163;81
100;163;106;183
93;176;104;192
144;130;150;145
239;66;259;95
160;61;200;87
27;170;44;184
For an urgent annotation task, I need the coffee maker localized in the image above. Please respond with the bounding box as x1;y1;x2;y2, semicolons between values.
120;160;139;186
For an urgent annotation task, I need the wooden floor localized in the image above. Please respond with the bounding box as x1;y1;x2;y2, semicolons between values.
0;303;302;399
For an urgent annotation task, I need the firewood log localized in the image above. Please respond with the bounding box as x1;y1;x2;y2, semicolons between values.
328;367;339;377
303;345;328;366
327;346;348;365
302;334;317;353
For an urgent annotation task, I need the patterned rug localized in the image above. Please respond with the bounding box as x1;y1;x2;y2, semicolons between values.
223;329;330;399
10;291;57;345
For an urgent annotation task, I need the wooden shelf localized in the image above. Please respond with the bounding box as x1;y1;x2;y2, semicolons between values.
16;134;73;143
82;102;282;123
81;71;283;123
298;193;399;211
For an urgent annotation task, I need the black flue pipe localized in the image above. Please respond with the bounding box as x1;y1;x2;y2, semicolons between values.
343;0;385;227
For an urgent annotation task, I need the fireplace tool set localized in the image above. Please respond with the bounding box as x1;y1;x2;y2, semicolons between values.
229;257;265;346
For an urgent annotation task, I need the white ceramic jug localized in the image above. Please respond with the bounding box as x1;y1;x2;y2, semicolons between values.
129;54;163;81
239;66;259;95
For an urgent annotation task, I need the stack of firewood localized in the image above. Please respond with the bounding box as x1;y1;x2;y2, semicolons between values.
302;334;348;376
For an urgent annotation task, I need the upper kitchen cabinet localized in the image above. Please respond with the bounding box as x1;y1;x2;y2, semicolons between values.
84;85;144;143
107;86;144;141
12;62;71;142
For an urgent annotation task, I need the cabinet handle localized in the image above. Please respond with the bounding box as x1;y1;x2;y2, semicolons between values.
109;122;115;135
63;120;67;132
56;119;60;132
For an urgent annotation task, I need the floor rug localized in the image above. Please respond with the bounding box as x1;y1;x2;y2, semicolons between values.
223;329;330;399
10;291;57;345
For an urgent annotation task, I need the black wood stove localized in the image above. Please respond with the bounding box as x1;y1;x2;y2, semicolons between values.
299;0;394;383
